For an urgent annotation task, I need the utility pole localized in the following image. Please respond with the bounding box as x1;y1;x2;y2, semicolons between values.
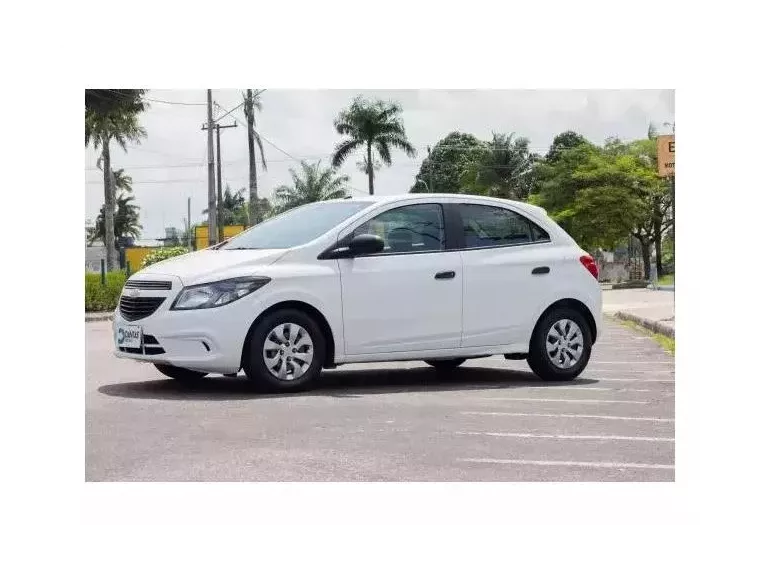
205;89;217;246
203;120;238;244
187;197;191;249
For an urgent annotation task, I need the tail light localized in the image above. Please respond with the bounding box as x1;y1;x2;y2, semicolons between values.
580;255;599;280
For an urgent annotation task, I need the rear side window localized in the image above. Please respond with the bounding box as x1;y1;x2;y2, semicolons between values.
458;204;550;249
352;203;445;254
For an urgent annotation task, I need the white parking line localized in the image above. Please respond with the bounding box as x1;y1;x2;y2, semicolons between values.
457;458;674;470
582;377;675;383
595;340;650;345
524;386;654;392
482;397;648;404
590;361;675;366
455;431;674;442
461;411;674;422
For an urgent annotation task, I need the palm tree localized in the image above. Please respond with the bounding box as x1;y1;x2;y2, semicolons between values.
111;168;133;194
85;93;147;269
243;89;268;225
461;133;539;200
88;192;142;246
332;96;416;195
204;185;248;226
273;161;350;214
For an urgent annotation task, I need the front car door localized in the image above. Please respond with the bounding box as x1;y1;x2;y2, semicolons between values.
455;202;555;348
338;202;463;355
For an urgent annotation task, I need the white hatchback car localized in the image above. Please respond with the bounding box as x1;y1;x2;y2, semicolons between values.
113;194;601;391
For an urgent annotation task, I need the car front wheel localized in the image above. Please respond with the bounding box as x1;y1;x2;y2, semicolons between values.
527;307;592;382
243;309;326;392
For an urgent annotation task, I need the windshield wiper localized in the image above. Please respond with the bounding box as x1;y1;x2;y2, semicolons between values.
224;246;261;250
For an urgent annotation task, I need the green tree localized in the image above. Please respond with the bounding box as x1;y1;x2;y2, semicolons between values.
273;161;351;214
88;192;142;246
85;90;147;269
531;136;668;276
203;185;249;226
243;89;268;225
332;96;416;195
545;131;588;163
410;132;485;193
111;168;133;194
85;90;146;118
460;133;539;200
256;197;273;221
531;143;598;214
624;135;673;276
550;158;649;252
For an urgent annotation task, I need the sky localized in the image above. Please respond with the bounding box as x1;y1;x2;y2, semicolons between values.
84;89;675;241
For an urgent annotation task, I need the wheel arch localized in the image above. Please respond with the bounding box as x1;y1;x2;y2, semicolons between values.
240;300;337;369
530;298;598;346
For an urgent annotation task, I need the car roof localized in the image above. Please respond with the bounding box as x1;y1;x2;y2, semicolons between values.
343;193;548;216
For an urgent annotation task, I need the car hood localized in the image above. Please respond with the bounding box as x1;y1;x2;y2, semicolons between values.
134;248;288;285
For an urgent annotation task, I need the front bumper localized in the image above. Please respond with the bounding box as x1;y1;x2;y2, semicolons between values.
112;275;265;374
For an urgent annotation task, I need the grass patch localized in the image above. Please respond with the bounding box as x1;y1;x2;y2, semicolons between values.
85;271;127;312
657;274;675;286
617;317;675;355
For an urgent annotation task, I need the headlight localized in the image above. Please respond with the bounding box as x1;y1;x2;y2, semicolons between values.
170;277;270;310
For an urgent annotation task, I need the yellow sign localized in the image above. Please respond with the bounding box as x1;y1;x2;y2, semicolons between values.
194;225;246;250
125;247;159;272
657;135;675;177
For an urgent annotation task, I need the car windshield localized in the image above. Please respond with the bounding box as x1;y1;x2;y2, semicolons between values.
219;201;373;250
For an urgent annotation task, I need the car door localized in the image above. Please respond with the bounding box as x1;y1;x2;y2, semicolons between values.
456;202;554;348
338;202;463;355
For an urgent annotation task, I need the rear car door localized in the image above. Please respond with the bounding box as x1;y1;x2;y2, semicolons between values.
337;202;463;355
455;202;555;348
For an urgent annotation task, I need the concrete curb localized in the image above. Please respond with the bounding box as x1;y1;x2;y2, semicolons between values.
649;284;675;292
85;312;114;322
614;311;675;338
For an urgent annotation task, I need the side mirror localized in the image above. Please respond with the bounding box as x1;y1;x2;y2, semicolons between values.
320;233;386;259
347;233;385;255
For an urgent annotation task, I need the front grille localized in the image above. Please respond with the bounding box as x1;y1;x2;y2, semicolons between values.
124;280;172;290
119;296;165;321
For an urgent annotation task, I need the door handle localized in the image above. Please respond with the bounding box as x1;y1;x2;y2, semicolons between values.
435;271;456;280
532;266;550;275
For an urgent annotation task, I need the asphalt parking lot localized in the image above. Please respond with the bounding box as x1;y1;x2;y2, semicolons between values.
86;318;675;482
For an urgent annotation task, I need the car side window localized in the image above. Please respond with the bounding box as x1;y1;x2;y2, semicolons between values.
458;204;550;249
352;203;445;254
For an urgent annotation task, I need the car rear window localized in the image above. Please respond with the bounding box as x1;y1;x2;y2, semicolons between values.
458;204;551;249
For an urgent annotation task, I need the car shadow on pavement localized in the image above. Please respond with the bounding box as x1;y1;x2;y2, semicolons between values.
98;365;601;401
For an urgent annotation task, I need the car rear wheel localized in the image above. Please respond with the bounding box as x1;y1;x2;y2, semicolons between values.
243;309;326;392
527;307;592;382
424;358;467;370
154;364;208;385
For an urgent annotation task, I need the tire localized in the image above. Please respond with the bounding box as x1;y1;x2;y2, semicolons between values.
242;308;326;392
154;363;208;385
527;307;592;382
424;358;467;370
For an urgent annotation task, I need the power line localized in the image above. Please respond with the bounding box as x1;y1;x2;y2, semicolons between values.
85;176;252;186
214;102;367;196
103;89;206;107
212;90;266;123
213;102;301;162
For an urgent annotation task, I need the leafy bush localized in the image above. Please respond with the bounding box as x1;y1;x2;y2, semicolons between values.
85;271;127;312
142;246;190;268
